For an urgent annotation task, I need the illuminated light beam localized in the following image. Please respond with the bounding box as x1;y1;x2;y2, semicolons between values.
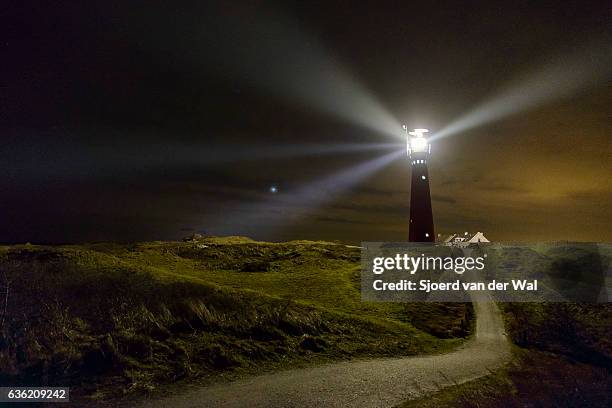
206;149;405;238
105;142;404;169
191;142;404;164
209;13;403;139
276;149;404;208
217;17;402;138
135;6;401;138
4;135;401;182
431;39;612;142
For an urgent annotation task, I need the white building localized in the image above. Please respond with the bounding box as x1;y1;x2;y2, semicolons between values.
441;231;490;246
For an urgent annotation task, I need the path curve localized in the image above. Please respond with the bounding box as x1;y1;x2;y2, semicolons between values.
138;298;510;408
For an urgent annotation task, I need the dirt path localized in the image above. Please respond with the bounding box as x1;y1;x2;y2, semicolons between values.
137;298;510;408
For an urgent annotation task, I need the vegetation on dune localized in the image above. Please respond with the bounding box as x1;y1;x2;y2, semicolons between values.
402;243;611;408
501;302;611;366
85;238;473;338
401;350;611;408
2;239;607;406
402;301;611;408
0;239;470;401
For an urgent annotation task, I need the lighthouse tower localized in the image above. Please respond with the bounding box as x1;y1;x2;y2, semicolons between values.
406;127;435;242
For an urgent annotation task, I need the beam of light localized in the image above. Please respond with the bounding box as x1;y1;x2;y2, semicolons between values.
206;10;402;138
3;131;401;183
134;5;401;138
206;149;405;239
431;39;612;142
185;142;404;165
99;141;403;169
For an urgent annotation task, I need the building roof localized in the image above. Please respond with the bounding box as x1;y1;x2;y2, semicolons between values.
440;232;490;243
467;231;490;243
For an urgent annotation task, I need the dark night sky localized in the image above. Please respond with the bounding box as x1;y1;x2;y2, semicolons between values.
2;1;611;243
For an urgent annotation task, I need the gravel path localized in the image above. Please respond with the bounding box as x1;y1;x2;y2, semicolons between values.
137;297;510;408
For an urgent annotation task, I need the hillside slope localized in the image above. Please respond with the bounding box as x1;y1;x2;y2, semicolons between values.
136;300;508;408
0;238;472;403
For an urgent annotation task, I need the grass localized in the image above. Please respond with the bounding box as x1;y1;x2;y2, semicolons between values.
400;300;611;408
400;349;611;408
400;242;611;407
0;237;472;403
501;302;611;365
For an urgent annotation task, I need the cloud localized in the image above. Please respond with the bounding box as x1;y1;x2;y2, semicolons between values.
315;216;370;225
431;194;457;204
565;189;612;202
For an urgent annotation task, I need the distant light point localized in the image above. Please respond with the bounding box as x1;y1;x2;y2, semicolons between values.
270;186;278;194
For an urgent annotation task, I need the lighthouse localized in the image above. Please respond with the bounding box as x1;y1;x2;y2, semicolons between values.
405;127;435;242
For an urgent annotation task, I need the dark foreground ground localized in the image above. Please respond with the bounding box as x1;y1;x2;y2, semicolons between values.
135;300;509;408
0;237;471;405
0;238;609;407
403;302;611;407
404;242;612;407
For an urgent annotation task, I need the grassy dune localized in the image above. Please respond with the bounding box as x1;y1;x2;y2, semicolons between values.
401;242;611;408
401;350;611;408
0;237;471;402
402;301;611;408
403;305;611;408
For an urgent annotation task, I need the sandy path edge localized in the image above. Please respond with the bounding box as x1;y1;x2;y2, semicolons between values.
137;300;510;408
